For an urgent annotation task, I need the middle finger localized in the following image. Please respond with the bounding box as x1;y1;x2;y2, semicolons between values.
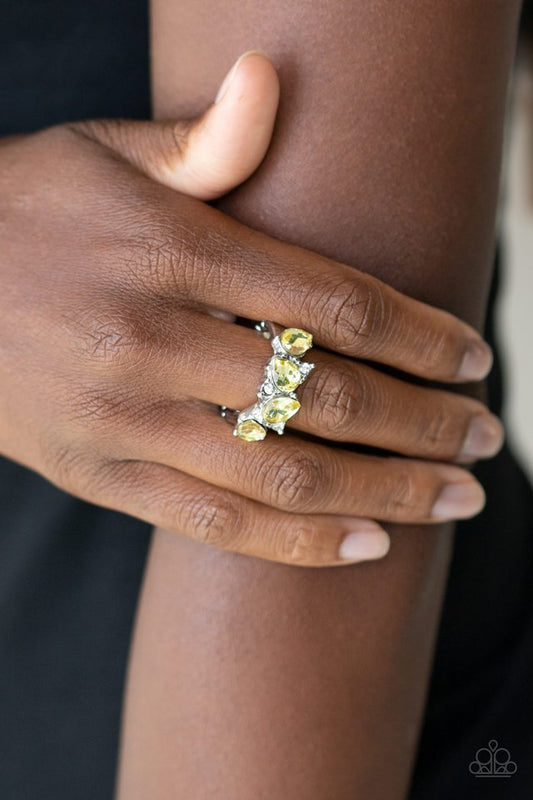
166;314;503;463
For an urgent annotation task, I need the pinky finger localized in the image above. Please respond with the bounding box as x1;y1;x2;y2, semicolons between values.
95;459;391;567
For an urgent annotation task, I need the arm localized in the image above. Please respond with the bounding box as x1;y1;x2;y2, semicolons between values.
115;2;521;798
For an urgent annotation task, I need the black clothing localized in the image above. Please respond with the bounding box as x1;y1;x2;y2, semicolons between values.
411;251;533;799
0;2;151;797
0;2;531;797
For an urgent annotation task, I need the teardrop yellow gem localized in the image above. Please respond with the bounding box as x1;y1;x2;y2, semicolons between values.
280;328;313;356
262;396;301;425
272;356;302;392
236;419;267;442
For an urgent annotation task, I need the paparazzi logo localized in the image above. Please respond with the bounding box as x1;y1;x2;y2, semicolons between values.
469;739;517;778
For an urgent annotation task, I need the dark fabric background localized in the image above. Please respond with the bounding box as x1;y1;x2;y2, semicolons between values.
0;2;151;798
0;0;150;134
521;0;533;39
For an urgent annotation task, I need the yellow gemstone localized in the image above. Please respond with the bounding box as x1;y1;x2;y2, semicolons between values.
262;396;301;425
272;356;302;392
280;328;313;356
236;419;267;442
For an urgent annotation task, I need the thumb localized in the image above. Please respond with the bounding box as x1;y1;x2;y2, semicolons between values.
73;50;280;201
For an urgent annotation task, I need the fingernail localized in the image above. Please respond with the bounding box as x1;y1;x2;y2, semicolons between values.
339;528;390;562
215;49;270;104
431;481;485;520
459;414;504;461
457;339;493;381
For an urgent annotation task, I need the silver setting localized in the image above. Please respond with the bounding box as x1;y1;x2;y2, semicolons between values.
220;322;315;440
219;406;239;425
254;320;277;339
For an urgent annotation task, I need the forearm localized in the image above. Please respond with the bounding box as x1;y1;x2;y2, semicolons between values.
116;2;522;798
152;1;518;325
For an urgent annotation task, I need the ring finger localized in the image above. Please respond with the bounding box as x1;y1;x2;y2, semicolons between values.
164;313;503;463
121;400;486;524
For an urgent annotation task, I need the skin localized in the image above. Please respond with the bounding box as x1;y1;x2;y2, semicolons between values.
0;66;499;568
114;2;522;799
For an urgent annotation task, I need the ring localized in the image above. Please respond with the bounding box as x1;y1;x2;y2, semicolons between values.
220;321;315;442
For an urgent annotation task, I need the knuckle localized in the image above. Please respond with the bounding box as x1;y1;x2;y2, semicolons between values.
67;387;173;452
384;469;422;518
313;278;384;353
109;208;182;291
48;447;80;492
418;403;462;457
40;438;102;499
281;522;323;566
133;222;184;289
45;445;84;494
132;215;225;297
89;458;170;513
186;491;241;550
415;324;459;376
74;303;148;371
306;363;363;437
263;448;324;512
68;384;132;440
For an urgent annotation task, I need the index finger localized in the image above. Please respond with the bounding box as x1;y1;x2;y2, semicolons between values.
152;195;492;383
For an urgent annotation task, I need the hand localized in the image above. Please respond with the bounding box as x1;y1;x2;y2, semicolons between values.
0;52;502;567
